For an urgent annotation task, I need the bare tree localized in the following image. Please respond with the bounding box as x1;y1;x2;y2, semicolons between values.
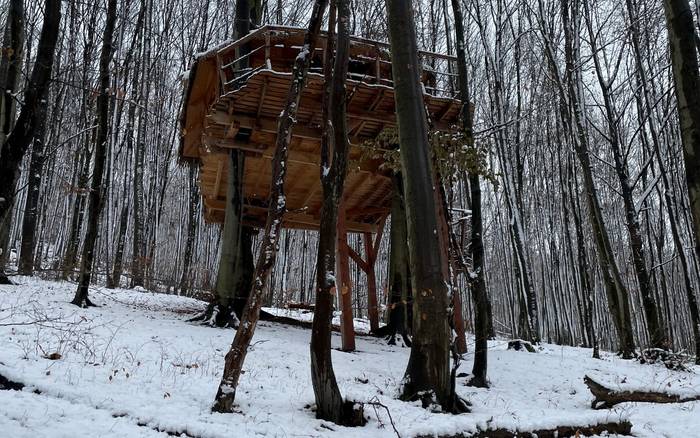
386;0;465;413
72;0;119;307
0;0;61;284
309;0;360;424
662;0;700;363
212;0;329;413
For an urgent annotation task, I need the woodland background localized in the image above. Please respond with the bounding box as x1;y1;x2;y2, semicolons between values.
2;0;700;356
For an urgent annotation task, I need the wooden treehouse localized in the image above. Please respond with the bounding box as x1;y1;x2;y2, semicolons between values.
179;25;464;350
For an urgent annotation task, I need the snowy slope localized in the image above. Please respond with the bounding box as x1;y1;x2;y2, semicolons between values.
0;278;698;437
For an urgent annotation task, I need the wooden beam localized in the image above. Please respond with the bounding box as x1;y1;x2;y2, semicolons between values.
207;111;322;140
213;159;225;198
203;135;266;153
205;138;388;177
347;245;369;272
345;206;390;218
337;201;356;352
201;201;379;233
363;231;379;332
256;77;268;119
368;89;385;111
437;100;454;122
373;214;387;254
207;106;454;137
301;184;320;208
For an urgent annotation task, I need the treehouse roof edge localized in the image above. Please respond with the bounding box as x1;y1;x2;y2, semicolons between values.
177;25;466;232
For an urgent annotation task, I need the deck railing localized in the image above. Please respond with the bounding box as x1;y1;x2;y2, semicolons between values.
215;25;459;99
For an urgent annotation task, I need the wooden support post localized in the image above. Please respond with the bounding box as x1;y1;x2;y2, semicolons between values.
337;202;356;351
363;232;379;333
216;53;228;92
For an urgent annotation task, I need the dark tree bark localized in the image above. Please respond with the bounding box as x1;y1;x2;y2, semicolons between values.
18;114;49;274
107;0;146;290
386;0;463;413
231;226;254;316
374;174;413;346
212;0;329;413
190;150;248;326
131;27;148;290
570;165;599;358
192;0;259;327
61;5;100;281
450;0;491;388
0;0;24;275
0;0;23;150
662;0;700;363
0;0;60;283
107;202;129;289
60;150;91;280
309;0;359;424
178;164;200;295
71;0;118;307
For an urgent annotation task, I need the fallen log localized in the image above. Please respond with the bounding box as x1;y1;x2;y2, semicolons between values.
584;375;700;409
418;419;633;437
0;372;25;391
285;302;316;311
259;310;371;337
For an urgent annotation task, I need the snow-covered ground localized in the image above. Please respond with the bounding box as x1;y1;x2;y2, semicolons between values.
1;278;699;437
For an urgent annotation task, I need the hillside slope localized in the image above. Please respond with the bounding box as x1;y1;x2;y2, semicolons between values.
1;278;698;437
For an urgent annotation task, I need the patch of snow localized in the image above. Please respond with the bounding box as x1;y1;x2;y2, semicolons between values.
0;278;697;437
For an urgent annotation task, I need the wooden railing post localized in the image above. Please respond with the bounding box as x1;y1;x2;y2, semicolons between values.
374;45;381;85
216;53;227;94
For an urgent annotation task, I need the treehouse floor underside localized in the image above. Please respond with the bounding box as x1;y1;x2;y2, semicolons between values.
190;70;460;232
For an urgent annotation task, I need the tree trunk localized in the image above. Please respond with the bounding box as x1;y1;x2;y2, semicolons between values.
193;0;259;327
0;0;23;151
0;0;59;282
386;0;462;413
310;0;355;423
107;202;129;289
662;0;700;363
450;0;491;387
212;0;329;413
131;59;147;289
18;119;47;275
0;0;24;277
179;164;200;295
570;166;599;357
71;0;117;307
375;174;413;345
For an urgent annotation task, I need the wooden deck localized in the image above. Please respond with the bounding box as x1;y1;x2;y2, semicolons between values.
179;25;463;233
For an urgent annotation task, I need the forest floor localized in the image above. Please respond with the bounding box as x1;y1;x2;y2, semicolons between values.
1;278;699;437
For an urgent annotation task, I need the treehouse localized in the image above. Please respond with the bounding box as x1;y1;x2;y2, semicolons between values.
179;25;465;348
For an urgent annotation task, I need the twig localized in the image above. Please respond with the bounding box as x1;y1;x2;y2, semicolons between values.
366;396;401;438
